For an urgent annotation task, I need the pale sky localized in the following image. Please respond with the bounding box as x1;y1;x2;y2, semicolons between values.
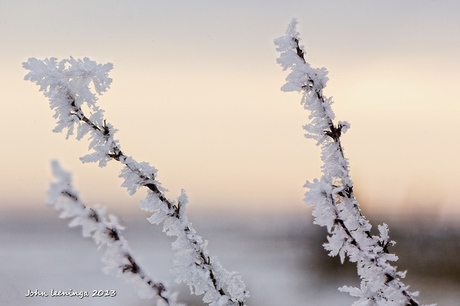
1;0;459;221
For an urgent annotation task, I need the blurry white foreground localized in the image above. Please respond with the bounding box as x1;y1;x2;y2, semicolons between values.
1;211;458;305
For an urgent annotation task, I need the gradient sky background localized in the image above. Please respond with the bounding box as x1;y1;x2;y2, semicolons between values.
1;0;459;222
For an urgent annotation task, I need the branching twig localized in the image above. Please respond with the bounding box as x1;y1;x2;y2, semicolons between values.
24;57;248;306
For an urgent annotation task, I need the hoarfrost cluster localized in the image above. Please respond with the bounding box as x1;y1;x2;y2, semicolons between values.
24;57;248;306
275;19;434;306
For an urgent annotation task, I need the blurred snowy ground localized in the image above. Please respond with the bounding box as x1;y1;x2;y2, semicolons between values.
1;210;459;306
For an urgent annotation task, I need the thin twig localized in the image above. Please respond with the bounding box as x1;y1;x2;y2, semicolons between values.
275;20;430;306
49;162;177;305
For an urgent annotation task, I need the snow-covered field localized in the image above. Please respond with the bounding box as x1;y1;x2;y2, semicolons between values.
1;212;458;305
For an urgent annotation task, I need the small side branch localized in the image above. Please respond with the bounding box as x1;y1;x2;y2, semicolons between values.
48;161;179;305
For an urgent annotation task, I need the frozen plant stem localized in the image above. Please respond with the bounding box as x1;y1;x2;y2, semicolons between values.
275;20;433;306
23;58;248;306
48;161;179;305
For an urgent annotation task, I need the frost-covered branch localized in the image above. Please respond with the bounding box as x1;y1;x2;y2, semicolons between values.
275;20;434;306
24;57;248;306
48;160;180;306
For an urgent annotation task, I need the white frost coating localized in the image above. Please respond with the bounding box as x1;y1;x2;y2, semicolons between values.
48;161;181;306
276;19;435;306
138;189;249;306
25;58;248;306
23;57;111;138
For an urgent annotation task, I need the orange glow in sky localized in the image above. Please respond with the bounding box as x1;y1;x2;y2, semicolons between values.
1;1;459;222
